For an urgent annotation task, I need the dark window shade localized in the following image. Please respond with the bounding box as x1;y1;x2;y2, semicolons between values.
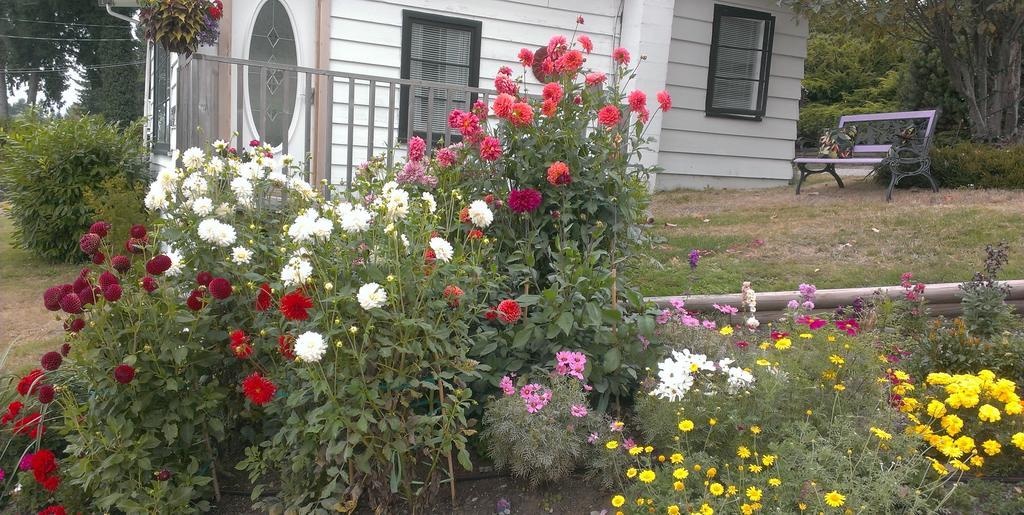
400;11;481;145
152;45;171;153
706;5;775;120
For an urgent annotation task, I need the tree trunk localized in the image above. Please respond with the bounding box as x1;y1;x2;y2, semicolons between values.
27;71;39;106
0;67;8;121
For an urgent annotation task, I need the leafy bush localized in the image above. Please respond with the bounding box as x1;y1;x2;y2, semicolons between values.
960;243;1016;339
82;175;150;238
874;142;1024;189
483;369;605;486
0;112;147;262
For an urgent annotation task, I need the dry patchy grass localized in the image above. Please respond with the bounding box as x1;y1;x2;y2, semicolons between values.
0;208;77;374
632;176;1024;296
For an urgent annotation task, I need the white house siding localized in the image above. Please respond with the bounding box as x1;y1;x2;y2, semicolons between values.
657;0;807;190
326;0;621;184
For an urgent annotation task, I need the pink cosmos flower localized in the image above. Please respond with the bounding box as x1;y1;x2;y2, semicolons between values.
623;438;636;449
585;71;606;86
587;432;599;444
612;47;630;65
578;34;593;53
713;303;739;315
570;404;588;418
555;350;586;380
681;314;700;327
518;48;534;67
836;319;860;335
657;90;672;111
499;375;516;396
610;421;624;432
702;319;717;330
628;90;647;113
656;309;672;325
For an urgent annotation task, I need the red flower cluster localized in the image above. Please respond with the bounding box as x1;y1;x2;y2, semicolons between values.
145;254;172;275
1;401;23;425
113;364;135;384
229;330;253;359
30;449;60;492
39;506;67;515
279;290;314;321
597;105;621;127
546;161;572;186
443;285;464;307
13;412;44;439
495;299;523;324
507;189;542;213
242;372;277;406
17;369;44;396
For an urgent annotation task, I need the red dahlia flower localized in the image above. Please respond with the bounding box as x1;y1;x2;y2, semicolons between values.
129;224;147;239
89;220;110;238
546;161;572;186
76;286;96;307
43;287;63;311
255;283;273;311
278;334;296;360
472;99;489;119
509;102;534;126
518;48;534;67
111;255;131;273
145;255;172;275
58;293;83;314
494;74;517;96
113;364;135;384
279;290;314;321
155;469;172;481
17;370;44;396
467;229;483;240
229;330;253;359
98;271;119;289
578;34;593;53
242;372;277;405
79;233;101;255
555;50;584;73
209;5;222;19
507;189;542;213
196;271;214;286
657;90;672;111
91;251;106;265
208;277;233;299
628;90;647;113
459;207;471;224
40;351;62;371
37;384;55;404
612;47;631;65
64;318;85;333
492;93;515;119
597;105;621;126
14;412;44;439
1;401;23;425
249;139;260;147
102;283;123;302
39;506;67;515
496;299;523;324
443;285;464;307
541;99;557;117
142;275;159;293
542;82;564;103
480;136;502;161
186;289;206;310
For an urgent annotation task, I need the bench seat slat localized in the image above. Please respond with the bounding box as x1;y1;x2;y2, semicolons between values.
793;157;885;164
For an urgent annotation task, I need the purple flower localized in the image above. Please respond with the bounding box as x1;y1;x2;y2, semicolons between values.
702;319;717;330
19;453;33;471
713;303;739;315
638;334;650;350
623;438;636;449
520;383;552;413
570;404;588;417
555;351;587;380
656;309;672;325
587;432;599;444
688;249;700;270
798;283;817;302
669;298;686;312
801;300;815;311
786;299;800;310
681;314;700;327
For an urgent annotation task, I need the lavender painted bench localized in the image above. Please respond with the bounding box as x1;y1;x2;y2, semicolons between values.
794;109;939;201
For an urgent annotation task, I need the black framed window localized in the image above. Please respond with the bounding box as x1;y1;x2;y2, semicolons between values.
152;45;171;153
399;10;481;145
705;4;775;120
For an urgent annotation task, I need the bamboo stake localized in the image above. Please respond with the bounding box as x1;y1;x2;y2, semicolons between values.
438;380;456;506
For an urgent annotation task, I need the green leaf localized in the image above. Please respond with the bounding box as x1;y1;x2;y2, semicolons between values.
163;422;178;443
512;326;533;347
603;348;621;372
556;311;574;335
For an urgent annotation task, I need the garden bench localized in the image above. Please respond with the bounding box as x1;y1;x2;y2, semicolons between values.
793;109;939;201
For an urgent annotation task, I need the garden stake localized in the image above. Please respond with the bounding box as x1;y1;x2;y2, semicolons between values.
204;431;221;502
438;379;457;506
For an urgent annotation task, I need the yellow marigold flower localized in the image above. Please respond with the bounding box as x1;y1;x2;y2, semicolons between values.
635;497;645;506
834;383;846;391
678;420;695;432
709;482;724;496
900;397;919;412
799;333;813;339
954;436;975;454
746;486;763;501
611;495;625;507
709;418;717;426
756;358;771;366
747;464;762;473
930;458;949;476
979;404;1001;423
606;440;619;450
893;370;910;381
1011;432;1024;450
1006;400;1022;415
750;425;761;434
983;439;1002;456
727;485;738;495
927;400;947;418
629;447;644;456
774;338;792;350
670;453;684;464
674;467;689;480
829;354;845;365
870;427;893;441
950;459;970;471
970;455;985;467
639;470;656;483
645;446;654;453
720;326;734;335
706;467;717;478
673;480;684;491
741;504;754;515
737;446;752;459
658;454;666;462
941;414;964;436
768;477;782;487
627;468;638;478
700;504;714;515
761;454;776;466
827;335;836;342
693;464;702;471
667;505;681;515
927;372;954;385
824;490;846;508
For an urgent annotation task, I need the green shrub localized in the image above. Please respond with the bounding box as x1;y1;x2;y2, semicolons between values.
798;101;899;143
82;175;150;238
874;142;1024;189
0;112;147;262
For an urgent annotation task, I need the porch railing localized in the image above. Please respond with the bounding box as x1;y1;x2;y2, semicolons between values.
177;53;496;187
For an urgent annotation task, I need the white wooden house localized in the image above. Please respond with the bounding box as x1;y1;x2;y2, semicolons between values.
126;0;808;190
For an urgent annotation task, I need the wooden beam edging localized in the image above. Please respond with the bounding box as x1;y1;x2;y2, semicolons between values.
646;280;1024;318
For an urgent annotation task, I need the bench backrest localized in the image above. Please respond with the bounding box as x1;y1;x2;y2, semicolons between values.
837;109;938;154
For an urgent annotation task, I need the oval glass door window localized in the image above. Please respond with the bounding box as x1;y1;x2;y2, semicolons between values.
248;0;297;147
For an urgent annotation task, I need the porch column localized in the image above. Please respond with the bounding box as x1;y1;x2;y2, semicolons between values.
312;0;332;185
217;0;232;138
618;0;674;192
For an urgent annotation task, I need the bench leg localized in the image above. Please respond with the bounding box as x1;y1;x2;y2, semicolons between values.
886;173;899;202
796;163;841;195
827;165;844;189
924;163;939;193
795;167;809;195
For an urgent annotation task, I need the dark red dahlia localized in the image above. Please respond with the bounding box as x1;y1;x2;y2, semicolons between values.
507;188;542;213
111;255;132;273
129;224;147;239
125;236;148;253
30;448;57;485
484;309;498;320
0;401;22;425
102;283;123;302
249;139;260;147
186;289;207;311
255;283;273;311
72;276;90;292
113;364;135;384
17;370;44;396
39;505;67;515
155;469;172;481
40;351;62;371
59;293;83;314
91;251;106;265
208;277;232;299
64;318;85;333
43;287;63;311
229;330;253;359
13;412;45;439
496;299;523;324
142;275;158;293
98;271;119;289
37;384;55;404
60;283;74;295
242;372;277;405
145;255;172;275
196;271;213;287
76;286;96;307
89;221;110;238
277;335;296;360
60;343;71;356
279;290;313;321
79;233;101;255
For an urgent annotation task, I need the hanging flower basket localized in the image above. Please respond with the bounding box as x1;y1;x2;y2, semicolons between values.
138;0;224;56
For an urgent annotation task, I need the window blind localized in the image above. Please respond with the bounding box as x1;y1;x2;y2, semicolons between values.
706;5;775;119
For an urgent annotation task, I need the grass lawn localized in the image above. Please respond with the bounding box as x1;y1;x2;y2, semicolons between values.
632;175;1024;297
0;207;78;375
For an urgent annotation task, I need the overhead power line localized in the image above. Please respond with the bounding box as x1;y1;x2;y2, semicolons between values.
4;61;144;74
0;34;136;42
1;17;131;29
